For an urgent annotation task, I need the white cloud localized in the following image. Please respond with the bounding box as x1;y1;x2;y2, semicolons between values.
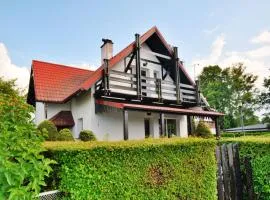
192;34;225;70
251;30;270;44
203;25;220;35
69;62;98;71
0;43;30;90
191;34;270;89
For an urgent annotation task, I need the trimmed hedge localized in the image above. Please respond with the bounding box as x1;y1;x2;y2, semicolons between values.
44;138;217;200
222;136;270;199
221;131;270;138
79;130;96;141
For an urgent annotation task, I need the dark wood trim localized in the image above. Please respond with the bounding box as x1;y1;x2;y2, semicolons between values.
123;109;129;140
103;59;110;95
159;113;165;137
215;117;220;139
187;115;192;135
135;33;142;100
124;52;136;73
195;80;201;106
173;47;181;104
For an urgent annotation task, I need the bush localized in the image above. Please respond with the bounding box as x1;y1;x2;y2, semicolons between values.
45;138;217;200
0;94;55;199
195;120;213;138
58;128;74;141
38;120;59;141
79;130;96;141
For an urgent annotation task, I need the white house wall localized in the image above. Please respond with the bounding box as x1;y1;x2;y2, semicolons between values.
35;101;71;125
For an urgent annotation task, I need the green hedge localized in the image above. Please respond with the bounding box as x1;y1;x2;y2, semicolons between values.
222;137;270;199
44;138;217;200
221;131;270;138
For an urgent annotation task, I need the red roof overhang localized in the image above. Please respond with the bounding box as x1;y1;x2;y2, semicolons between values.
50;111;75;127
96;100;224;117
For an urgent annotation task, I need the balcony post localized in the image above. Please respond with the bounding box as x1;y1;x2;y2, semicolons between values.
195;80;201;106
103;59;110;95
159;113;165;137
123;109;129;140
215;117;220;139
173;47;181;104
135;34;142;100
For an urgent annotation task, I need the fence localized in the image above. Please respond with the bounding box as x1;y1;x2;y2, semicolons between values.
216;143;255;200
38;190;63;200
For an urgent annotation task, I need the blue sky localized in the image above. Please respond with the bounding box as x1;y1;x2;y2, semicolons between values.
0;0;270;89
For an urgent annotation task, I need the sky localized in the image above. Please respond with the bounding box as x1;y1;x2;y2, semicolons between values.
0;0;270;90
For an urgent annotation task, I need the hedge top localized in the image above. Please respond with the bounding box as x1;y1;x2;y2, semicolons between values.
44;138;216;151
221;136;270;144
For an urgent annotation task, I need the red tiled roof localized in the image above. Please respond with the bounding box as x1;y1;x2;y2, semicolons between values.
32;60;94;102
50;111;75;127
96;99;224;117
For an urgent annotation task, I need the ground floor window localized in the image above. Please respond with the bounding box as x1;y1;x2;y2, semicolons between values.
144;118;150;138
77;118;83;133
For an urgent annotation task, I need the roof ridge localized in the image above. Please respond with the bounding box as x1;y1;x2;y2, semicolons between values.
32;60;94;72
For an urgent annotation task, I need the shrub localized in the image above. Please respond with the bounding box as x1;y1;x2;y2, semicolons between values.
38;120;59;141
45;138;217;200
79;130;96;141
0;94;55;199
58;128;74;141
195;120;213;138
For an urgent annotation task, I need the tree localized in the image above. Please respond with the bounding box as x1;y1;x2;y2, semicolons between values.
258;75;270;127
0;77;20;97
0;78;55;199
199;63;259;129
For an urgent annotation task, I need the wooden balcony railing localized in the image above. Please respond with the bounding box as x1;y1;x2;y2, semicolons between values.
96;69;198;104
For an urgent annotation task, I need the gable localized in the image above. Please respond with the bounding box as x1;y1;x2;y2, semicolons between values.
80;26;195;91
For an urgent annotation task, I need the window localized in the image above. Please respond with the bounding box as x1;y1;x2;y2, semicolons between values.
153;71;160;79
144;118;150;138
141;69;147;97
77;118;83;134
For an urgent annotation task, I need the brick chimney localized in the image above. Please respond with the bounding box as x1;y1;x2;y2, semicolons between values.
101;38;113;64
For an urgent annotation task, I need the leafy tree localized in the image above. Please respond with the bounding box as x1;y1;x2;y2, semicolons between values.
0;79;55;199
199;63;258;129
0;77;20;97
258;75;270;127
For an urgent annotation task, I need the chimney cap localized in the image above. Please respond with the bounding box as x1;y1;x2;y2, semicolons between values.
101;38;113;48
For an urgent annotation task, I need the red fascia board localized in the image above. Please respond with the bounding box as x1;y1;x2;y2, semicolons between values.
95;99;124;109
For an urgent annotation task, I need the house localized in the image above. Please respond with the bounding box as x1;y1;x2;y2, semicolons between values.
225;123;270;133
27;26;224;141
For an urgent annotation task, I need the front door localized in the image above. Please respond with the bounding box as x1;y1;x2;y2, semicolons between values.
166;119;177;136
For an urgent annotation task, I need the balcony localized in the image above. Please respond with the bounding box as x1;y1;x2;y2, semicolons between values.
95;69;200;105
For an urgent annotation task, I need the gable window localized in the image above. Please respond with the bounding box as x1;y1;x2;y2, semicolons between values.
154;71;160;79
